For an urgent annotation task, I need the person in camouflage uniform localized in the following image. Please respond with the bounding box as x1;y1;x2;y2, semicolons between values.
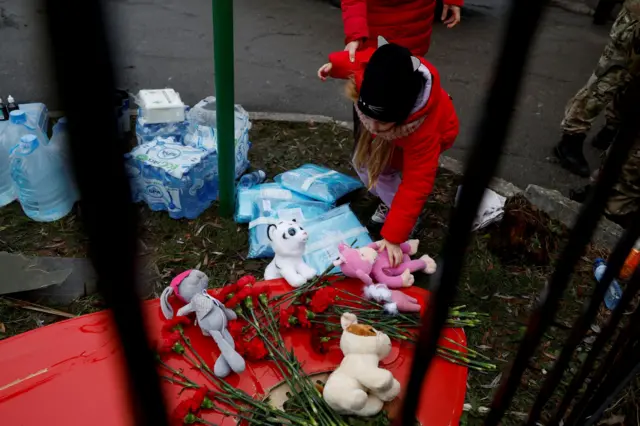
555;0;640;177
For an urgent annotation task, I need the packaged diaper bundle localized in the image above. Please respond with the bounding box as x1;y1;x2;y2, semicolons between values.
274;164;363;204
235;182;320;224
302;204;373;274
247;199;333;259
125;137;218;219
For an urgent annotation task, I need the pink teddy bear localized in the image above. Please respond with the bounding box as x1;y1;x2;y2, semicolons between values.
333;240;437;289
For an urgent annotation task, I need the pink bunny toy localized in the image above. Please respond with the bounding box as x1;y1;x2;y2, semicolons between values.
334;240;436;289
363;284;422;314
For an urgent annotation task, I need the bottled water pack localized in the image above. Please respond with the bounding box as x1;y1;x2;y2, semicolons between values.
10;134;77;222
235;182;319;224
0;111;50;207
302;204;372;274
247;199;333;259
135;108;190;145
125;137;219;219
275;164;363;204
184;97;252;178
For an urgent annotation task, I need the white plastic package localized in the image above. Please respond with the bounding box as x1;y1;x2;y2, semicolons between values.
136;89;186;124
302;204;373;274
235;182;320;224
247;199;333;259
275;164;363;204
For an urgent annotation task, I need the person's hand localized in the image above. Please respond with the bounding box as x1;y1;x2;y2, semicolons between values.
318;63;333;81
377;239;404;268
442;4;461;28
344;40;360;63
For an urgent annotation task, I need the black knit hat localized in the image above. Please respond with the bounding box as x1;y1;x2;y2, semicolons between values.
358;43;423;124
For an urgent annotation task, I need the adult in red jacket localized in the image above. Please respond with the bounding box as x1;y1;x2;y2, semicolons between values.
341;0;464;59
318;42;459;265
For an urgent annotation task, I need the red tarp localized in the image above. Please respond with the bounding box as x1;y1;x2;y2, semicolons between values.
0;279;467;425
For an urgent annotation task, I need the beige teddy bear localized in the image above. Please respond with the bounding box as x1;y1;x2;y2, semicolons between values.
322;313;401;416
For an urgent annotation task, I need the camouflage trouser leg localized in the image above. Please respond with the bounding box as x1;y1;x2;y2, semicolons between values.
606;135;640;217
562;7;640;135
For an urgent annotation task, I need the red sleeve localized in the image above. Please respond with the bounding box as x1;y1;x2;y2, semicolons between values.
444;0;464;6
341;0;369;44
328;48;375;81
381;136;440;244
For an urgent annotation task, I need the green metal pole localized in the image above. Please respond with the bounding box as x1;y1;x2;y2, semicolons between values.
212;0;236;217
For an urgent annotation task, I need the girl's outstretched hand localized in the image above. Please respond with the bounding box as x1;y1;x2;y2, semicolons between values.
377;239;404;268
318;63;333;81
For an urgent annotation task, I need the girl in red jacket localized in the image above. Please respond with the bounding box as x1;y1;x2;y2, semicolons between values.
341;0;463;60
318;39;459;266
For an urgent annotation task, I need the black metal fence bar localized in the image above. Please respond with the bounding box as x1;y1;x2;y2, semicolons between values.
485;72;640;426
525;211;640;425
550;255;640;424
395;0;550;424
582;342;640;426
43;1;169;424
566;297;640;425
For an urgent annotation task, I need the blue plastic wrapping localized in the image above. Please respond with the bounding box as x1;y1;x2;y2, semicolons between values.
247;199;333;259
274;164;363;204
302;204;373;274
235;182;320;224
125;137;219;219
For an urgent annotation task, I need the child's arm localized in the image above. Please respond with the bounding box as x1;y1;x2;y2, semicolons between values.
318;48;376;82
381;137;441;244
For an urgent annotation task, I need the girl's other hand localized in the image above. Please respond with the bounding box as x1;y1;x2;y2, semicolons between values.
318;63;333;81
442;5;461;28
377;239;404;267
344;40;361;62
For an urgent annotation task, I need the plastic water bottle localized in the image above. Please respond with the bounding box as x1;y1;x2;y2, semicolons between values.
238;170;266;189
50;118;80;201
0;136;16;206
593;258;622;310
10;134;75;222
1;111;49;148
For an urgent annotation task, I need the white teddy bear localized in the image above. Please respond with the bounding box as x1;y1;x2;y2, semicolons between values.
264;220;317;287
323;313;401;417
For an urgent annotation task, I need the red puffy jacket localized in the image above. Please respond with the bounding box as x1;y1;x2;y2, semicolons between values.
342;0;464;57
328;48;459;244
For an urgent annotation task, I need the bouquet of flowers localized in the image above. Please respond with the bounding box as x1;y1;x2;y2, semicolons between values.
156;272;495;425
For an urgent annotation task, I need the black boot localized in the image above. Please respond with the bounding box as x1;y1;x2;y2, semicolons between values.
554;133;590;177
591;125;618;150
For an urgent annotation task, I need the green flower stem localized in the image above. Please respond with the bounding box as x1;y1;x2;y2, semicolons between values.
441;337;492;361
157;359;199;386
243;312;317;424
193;417;219;426
435;348;496;370
254;305;345;426
160;375;199;389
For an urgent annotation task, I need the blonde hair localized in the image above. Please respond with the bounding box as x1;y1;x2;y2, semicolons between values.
347;79;395;190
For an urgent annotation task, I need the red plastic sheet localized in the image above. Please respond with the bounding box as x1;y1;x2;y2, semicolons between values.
0;279;467;425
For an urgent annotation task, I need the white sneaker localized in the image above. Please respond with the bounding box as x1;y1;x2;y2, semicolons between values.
371;203;389;224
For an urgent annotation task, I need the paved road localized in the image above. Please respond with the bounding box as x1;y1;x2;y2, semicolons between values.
0;0;612;194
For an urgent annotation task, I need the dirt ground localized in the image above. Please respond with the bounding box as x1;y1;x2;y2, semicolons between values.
0;120;637;425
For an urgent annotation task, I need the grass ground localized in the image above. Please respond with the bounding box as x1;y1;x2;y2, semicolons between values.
0;120;638;424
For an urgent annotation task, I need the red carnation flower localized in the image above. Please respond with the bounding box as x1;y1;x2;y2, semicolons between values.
161;316;191;336
245;339;268;361
279;306;297;328
310;326;332;354
296;306;313;328
309;287;337;313
227;320;245;338
213;283;239;301
226;286;254;309
192;387;208;408
173;398;199;424
157;331;181;355
236;275;256;287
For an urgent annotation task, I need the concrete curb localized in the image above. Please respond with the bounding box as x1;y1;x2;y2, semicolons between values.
249;111;621;247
